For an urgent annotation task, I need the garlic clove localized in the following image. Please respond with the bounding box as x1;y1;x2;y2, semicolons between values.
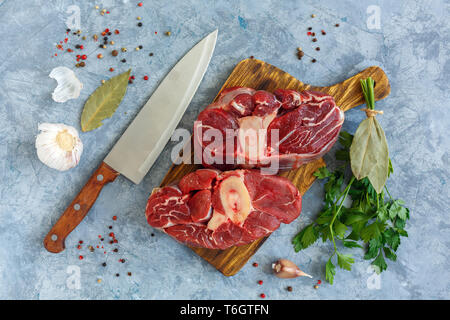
36;123;83;171
272;259;312;279
49;66;83;103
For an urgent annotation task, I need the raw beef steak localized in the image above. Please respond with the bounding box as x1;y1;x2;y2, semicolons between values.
146;169;302;249
194;87;344;170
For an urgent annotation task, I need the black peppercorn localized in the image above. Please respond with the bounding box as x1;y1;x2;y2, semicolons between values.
137;22;143;27
139;45;143;49
116;273;120;277
149;53;154;56
102;262;107;267
121;59;126;63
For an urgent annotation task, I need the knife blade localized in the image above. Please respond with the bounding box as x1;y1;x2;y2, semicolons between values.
105;29;218;184
44;30;218;253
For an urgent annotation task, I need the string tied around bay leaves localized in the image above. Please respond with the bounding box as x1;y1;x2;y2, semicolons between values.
361;108;383;118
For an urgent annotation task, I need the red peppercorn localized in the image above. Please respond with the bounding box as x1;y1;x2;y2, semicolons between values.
143;75;149;80
79;45;84;50
131;75;135;80
79;255;83;260
114;29;120;34
109;232;115;237
307;32;312;36
258;280;263;285
138;2;143;7
79;240;83;244
81;55;87;60
109;67;114;72
317;280;322;284
77;245;81;249
252;262;258;267
105;28;110;33
260;293;266;298
112;216;117;221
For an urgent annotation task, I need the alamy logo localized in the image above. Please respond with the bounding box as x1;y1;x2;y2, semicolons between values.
366;5;381;30
66;265;81;290
66;5;81;30
366;266;381;289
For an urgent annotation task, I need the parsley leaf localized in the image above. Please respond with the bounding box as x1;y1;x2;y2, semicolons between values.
326;258;336;284
314;167;332;179
337;252;355;271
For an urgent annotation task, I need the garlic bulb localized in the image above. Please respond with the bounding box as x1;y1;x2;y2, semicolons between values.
49;66;83;102
272;259;312;279
36;123;83;171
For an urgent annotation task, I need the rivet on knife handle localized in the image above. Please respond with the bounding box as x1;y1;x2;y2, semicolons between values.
43;162;119;253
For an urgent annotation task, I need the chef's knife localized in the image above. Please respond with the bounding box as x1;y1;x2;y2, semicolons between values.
44;30;218;253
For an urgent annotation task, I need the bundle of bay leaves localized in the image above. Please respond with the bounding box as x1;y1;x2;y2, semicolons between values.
293;77;410;284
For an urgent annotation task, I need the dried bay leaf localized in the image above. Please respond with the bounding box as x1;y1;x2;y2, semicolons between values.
349;116;389;194
81;69;131;132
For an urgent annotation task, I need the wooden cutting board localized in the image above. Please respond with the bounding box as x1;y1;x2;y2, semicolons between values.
159;58;390;276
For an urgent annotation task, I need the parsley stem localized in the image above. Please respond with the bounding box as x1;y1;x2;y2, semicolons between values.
329;177;355;252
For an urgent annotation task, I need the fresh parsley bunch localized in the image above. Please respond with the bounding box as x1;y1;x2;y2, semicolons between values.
292;131;410;284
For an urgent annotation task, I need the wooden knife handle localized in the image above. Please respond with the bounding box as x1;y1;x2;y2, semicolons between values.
44;162;119;253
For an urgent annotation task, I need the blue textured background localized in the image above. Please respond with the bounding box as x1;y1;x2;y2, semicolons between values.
0;0;449;299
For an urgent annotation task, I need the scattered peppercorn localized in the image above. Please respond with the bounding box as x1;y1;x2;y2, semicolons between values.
317;280;322;285
101;80;106;84
314;285;319;289
97;278;102;283
287;286;293;292
151;233;155;236
307;27;312;31
260;293;266;298
312;32;316;36
137;16;142;20
79;255;83;260
81;55;87;60
335;23;340;27
312;59;317;63
321;30;326;35
311;14;316;18
103;37;108;41
113;216;117;220
113;248;118;253
102;262;107;267
252;262;258;267
75;44;81;49
139;45;143;49
79;61;86;67
97;53;103;59
66;28;71;32
121;47;127;52
109;226;113;229
93;34;98;41
258;280;263;285
138;2;143;7
110;40;115;45
82;36;86;40
165;31;171;36
149;52;154;56
316;47;320;51
137;22;143;27
116;273;120;277
143;75;149;80
127;272;132;276
312;38;317;42
129;79;133;84
114;29;120;34
112;50;118;56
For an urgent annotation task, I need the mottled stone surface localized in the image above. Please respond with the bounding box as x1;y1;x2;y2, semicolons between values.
0;0;448;299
